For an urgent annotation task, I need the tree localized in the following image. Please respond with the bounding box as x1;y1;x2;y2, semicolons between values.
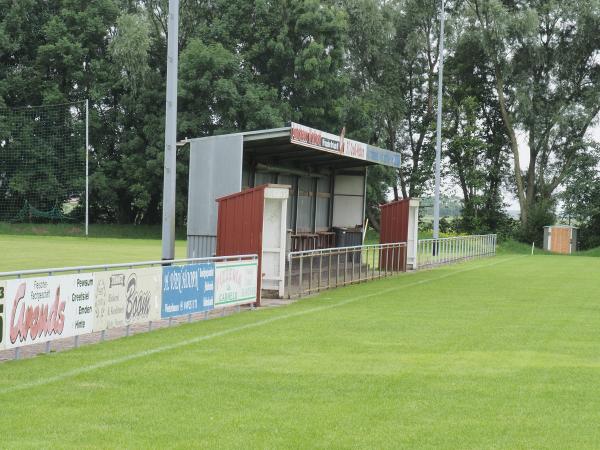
343;0;449;201
561;146;600;249
443;25;512;233
464;0;600;229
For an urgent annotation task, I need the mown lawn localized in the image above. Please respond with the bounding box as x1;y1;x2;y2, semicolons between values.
1;253;600;448
0;234;187;272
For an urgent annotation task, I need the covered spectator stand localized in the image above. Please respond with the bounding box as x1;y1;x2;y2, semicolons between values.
380;198;420;270
186;123;401;258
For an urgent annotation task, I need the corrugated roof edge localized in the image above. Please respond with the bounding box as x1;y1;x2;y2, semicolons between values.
184;126;292;143
183;124;400;168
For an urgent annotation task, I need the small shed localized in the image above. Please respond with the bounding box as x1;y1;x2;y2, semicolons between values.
216;184;290;302
543;225;578;254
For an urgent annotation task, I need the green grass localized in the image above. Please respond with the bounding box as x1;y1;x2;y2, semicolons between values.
2;254;600;448
577;246;600;257
0;235;187;272
0;222;187;239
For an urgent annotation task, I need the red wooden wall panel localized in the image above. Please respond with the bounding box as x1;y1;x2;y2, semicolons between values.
379;198;410;271
216;185;267;305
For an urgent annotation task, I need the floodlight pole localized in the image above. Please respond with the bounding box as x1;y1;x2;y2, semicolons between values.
161;0;180;260
433;0;445;240
85;99;89;237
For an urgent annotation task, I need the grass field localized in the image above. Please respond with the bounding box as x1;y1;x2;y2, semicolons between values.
2;252;600;448
0;222;187;239
0;234;187;272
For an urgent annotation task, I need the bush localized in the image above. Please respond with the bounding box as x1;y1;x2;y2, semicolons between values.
577;215;600;250
518;200;556;247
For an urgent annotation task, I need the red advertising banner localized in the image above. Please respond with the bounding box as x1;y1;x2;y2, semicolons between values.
290;122;366;160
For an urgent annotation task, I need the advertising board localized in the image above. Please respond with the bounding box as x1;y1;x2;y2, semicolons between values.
93;267;161;331
341;137;367;160
162;263;215;318
290;122;366;160
0;281;5;350
214;261;258;308
3;274;95;349
291;122;341;154
366;145;401;168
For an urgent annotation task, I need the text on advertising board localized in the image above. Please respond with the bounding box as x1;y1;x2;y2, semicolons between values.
3;274;94;349
290;122;366;160
291;122;341;153
214;261;258;307
162;263;215;318
93;267;161;331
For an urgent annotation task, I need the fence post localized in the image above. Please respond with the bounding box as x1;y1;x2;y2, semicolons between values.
386;244;390;276
318;252;323;292
328;250;332;289
351;248;355;284
309;253;313;294
288;256;293;299
359;247;363;282
336;252;340;287
344;248;348;285
299;256;304;297
372;245;376;279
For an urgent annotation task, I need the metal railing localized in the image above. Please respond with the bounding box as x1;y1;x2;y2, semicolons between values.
416;234;497;269
0;254;258;279
0;254;258;361
287;242;407;298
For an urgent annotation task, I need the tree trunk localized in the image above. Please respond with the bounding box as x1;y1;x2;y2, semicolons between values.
367;209;381;233
494;66;528;224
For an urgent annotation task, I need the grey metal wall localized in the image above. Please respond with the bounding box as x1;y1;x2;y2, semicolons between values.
296;176;315;232
187;235;217;258
316;176;331;231
187;134;243;257
332;173;365;228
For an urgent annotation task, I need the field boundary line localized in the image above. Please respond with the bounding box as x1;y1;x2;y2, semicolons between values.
0;256;523;396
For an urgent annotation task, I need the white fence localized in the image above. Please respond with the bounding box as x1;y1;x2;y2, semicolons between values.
416;234;497;269
0;255;258;360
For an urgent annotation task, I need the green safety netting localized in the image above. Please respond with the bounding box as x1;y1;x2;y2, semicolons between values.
12;200;74;223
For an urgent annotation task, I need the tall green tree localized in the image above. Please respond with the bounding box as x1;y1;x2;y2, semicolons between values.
464;0;600;229
443;22;512;232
